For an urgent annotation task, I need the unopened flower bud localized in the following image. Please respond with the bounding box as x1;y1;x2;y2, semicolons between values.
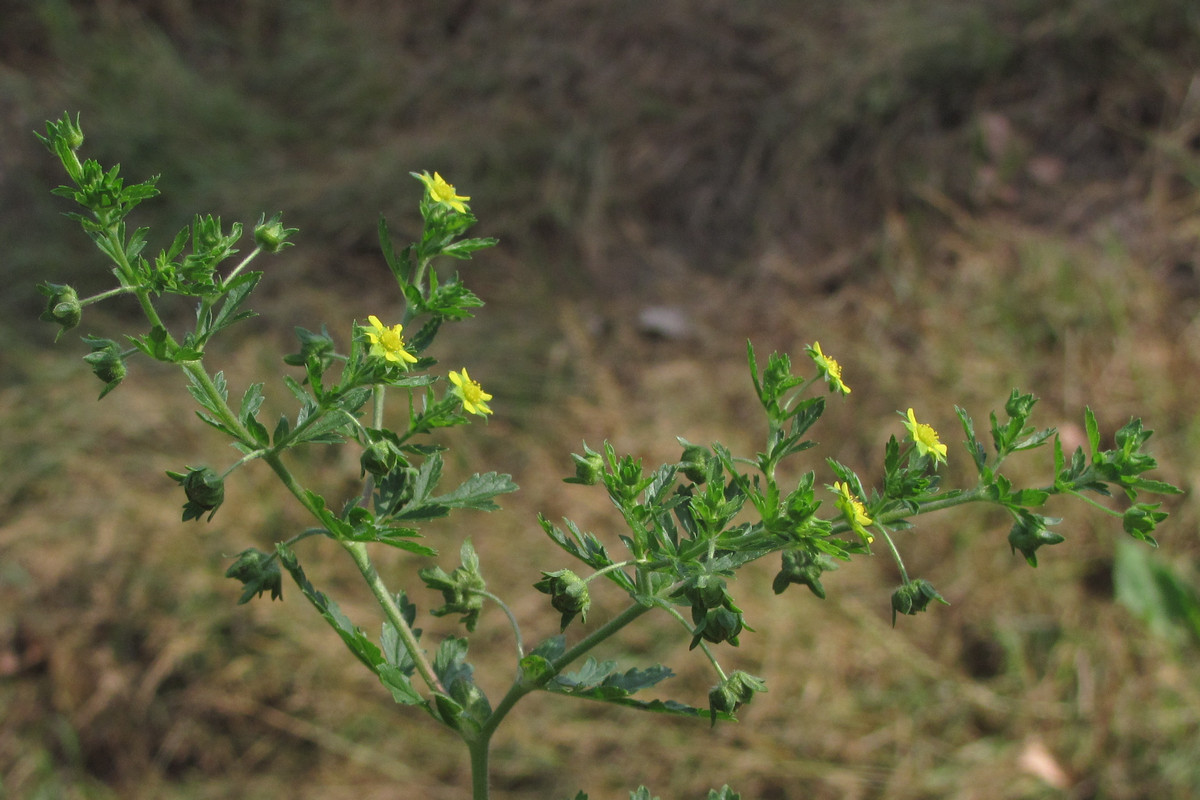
678;442;713;484
707;670;767;725
360;438;406;478
564;446;605;486
253;212;297;253
533;569;590;630
167;465;226;522
772;547;830;599
224;547;283;604
690;604;745;649
38;282;82;340
81;335;127;399
890;578;949;626
1007;511;1065;567
1122;503;1167;544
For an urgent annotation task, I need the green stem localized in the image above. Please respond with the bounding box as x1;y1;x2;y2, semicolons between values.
879;527;909;584
464;602;659;799
180;361;255;443
80;285;137;306
223;245;263;284
1063;487;1124;518
480;601;654;742
662;605;724;678
469;737;491;800
475;589;525;658
341;540;445;696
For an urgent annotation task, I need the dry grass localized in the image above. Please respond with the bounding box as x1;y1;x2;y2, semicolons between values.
3;1;1200;798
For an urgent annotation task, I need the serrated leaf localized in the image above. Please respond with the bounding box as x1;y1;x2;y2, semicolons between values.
440;237;498;259
276;543;384;672
432;472;519;511
379;664;425;705
1084;406;1101;457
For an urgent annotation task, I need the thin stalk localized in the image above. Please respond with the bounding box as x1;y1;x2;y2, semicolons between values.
80;285;137;306
223;245;263;284
342;540;445;696
474;589;525;659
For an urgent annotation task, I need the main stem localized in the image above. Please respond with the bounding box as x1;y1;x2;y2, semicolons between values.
468;601;655;800
342;540;445;695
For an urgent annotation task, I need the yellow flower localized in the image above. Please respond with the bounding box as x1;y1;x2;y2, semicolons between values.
415;171;470;214
364;315;418;366
449;368;493;416
832;481;874;544
903;408;948;464
807;341;850;395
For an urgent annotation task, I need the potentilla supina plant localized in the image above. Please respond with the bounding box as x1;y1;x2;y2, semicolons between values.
34;112;1182;800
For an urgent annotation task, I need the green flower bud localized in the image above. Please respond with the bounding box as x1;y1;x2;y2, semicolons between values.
1004;390;1038;420
679;441;713;484
37;282;82;340
1007;511;1065;567
690;604;746;649
224;548;283;604
533;569;591;630
360;437;407;478
564;446;605;485
707;670;767;725
81;335;127;399
253;212;298;253
677;574;730;611
890;578;950;626
1122;503;1167;545
166;465;226;522
418;552;487;632
772;547;831;599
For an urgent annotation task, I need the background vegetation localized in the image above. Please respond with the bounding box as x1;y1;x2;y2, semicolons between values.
2;1;1199;797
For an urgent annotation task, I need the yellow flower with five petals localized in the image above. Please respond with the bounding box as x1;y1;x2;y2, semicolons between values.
414;171;470;214
832;481;874;544
807;341;850;395
364;315;418;366
449;368;493;416
902;408;948;465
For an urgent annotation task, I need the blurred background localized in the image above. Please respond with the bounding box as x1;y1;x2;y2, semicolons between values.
2;1;1199;797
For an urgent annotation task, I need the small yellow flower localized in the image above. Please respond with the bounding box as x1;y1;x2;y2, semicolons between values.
832;481;874;544
807;341;850;395
449;368;493;416
364;315;418;366
903;408;948;465
415;171;470;214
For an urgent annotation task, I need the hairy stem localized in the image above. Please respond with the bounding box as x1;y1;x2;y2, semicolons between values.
342;540;445;696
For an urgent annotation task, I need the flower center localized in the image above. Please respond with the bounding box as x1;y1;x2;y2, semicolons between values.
380;328;404;352
461;380;485;403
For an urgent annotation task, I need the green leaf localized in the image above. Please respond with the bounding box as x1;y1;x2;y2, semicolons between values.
379;665;425;705
432;471;519;511
1084;406;1101;457
276;543;385;672
393;454;452;521
544;657;730;720
205;270;262;338
440;237;499;260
